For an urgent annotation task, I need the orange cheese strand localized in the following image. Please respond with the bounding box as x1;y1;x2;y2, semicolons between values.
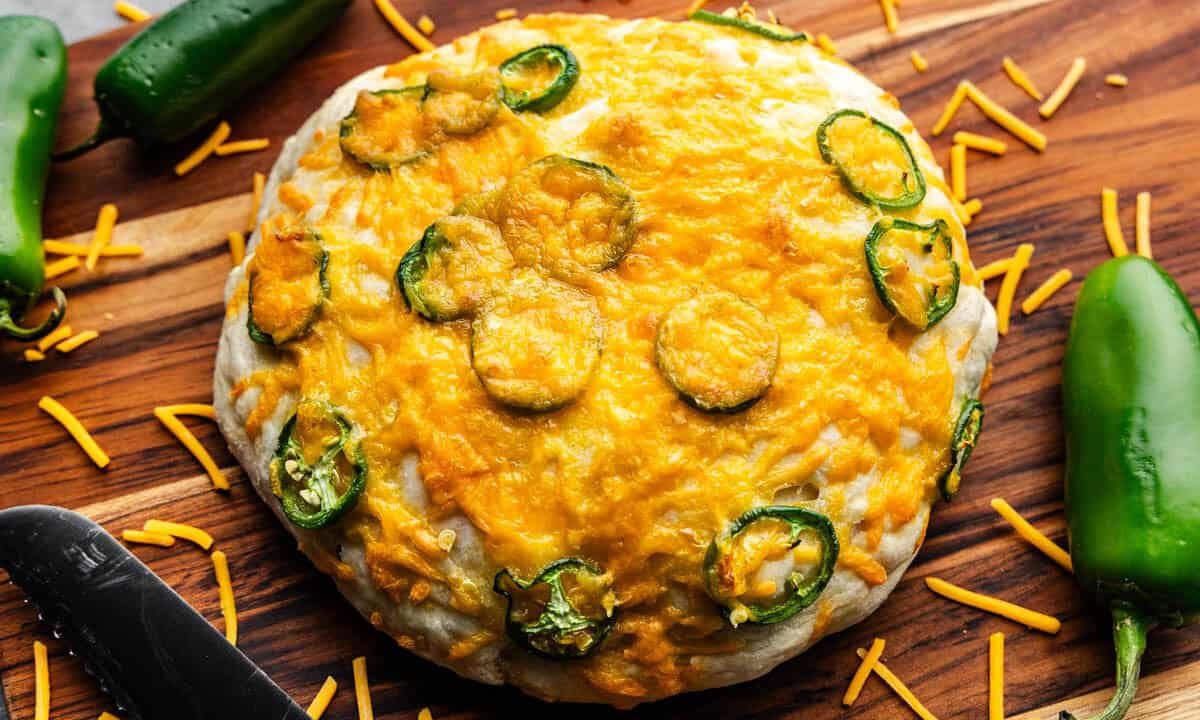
39;395;111;468
1021;269;1073;316
854;648;939;720
964;82;1047;152
55;330;99;354
925;576;1062;634
44;254;81;280
99;713;123;720
228;231;247;265
1002;57;1043;100
249;172;266;230
417;15;435;35
154;406;229;490
44;240;143;257
353;656;375;720
989;633;1005;720
36;324;72;352
990;498;1073;571
211;550;238;645
1040;57;1087;119
418;709;433;720
144;519;215;550
114;1;150;22
307;676;339;719
375;0;436;53
24;348;45;362
86;203;119;271
931;82;968;136
1105;73;1129;87
1135;191;1152;258
175;121;231;176
843;637;886;706
122;529;176;547
995;243;1034;336
816;33;838;55
910;50;928;73
495;8;518;20
1102;188;1128;257
34;640;50;720
879;0;899;33
976;258;1012;282
953;131;1007;156
215;138;271;156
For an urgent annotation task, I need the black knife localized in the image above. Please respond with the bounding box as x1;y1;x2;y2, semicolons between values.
0;505;309;720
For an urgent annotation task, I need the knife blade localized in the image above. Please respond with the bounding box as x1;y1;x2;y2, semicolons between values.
0;505;309;720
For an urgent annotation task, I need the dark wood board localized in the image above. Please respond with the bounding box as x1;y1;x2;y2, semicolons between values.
2;0;1199;717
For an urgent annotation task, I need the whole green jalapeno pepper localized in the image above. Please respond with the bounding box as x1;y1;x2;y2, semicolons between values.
0;16;68;341
1060;256;1200;720
56;0;351;160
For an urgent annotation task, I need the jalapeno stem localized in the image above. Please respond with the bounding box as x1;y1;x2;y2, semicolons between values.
53;122;119;162
0;287;66;341
1059;604;1154;720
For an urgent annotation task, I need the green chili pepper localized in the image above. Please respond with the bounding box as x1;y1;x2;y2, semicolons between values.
703;506;839;626
1060;256;1200;720
938;399;984;501
55;0;351;160
499;45;580;113
270;401;367;530
493;557;615;659
689;9;809;42
0;16;68;341
817;109;927;210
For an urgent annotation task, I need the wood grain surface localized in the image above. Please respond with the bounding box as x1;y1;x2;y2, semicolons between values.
2;0;1199;718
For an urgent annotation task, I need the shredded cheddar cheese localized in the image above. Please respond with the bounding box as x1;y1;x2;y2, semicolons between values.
44;254;81;280
989;633;1005;720
1039;57;1087;119
843;637;885;706
24;348;45;362
39;395;111;468
417;15;435;35
963;198;983;218
1101;188;1128;257
687;0;709;15
931;82;967;136
307;676;339;719
854;648;939;720
99;713;122;720
122;529;176;547
44;240;143;257
1135;191;1152;258
418;709;433;720
154;405;229;490
879;0;899;33
953;131;1007;156
86;203;119;271
964;81;1047;152
375;0;436;53
228;231;247;265
36;324;72;352
175;121;232;176
34;640;50;720
816;33;837;55
976;258;1012;282
950;144;967;202
1021;269;1073;315
910;50;928;73
55;330;99;354
211;550;238;645
496;8;518;20
353;656;375;720
114;1;150;22
995;243;1034;335
990;498;1073;571
144;519;214;550
1002;57;1043;101
250;172;266;229
215;138;271;156
925;576;1061;633
1105;73;1128;87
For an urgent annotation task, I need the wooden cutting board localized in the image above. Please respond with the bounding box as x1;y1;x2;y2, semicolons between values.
2;0;1198;717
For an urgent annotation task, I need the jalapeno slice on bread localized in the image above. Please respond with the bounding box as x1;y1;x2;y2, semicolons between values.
704;506;839;626
497;155;638;282
339;87;431;170
270;400;367;530
656;291;779;412
422;69;503;136
689;9;809;42
398;216;514;322
817;108;926;210
470;272;603;411
500;45;580;113
247;227;329;346
494;557;616;659
865;217;960;330
938;399;984;501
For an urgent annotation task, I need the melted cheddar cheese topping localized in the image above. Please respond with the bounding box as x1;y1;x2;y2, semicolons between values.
232;13;987;703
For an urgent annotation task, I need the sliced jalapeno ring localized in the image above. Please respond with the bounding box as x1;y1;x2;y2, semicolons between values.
270;400;367;530
655;290;780;413
939;399;984;501
865;217;960;330
704;506;839;626
499;44;580;113
451;188;502;221
397;215;513;322
493;557;616;659
422;69;502;136
339;86;431;170
247;227;330;346
497;155;638;283
817;108;927;210
689;9;809;42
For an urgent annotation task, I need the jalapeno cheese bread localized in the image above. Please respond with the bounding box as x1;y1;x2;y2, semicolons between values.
214;9;998;706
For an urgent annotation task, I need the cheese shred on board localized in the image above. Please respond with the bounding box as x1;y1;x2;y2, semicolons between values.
36;324;73;352
114;1;150;22
1105;73;1129;87
99;712;123;720
228;231;246;265
816;33;837;55
417;15;435;35
144;519;214;550
954;131;1007;156
963;198;983;218
44;254;81;280
976;258;1012;282
854;648;939;720
34;640;50;720
950;144;967;201
38;395;111;468
24;348;45;362
122;529;176;547
307;676;339;719
175;122;231;176
353;656;375;720
1021;269;1073;315
86;203;119;271
211;550;238;645
1135;191;1152;258
1040;57;1087;119
215;138;271;156
375;0;435;53
989;633;1005;720
496;8;518;20
910;50;928;72
932;82;968;136
843;637;885;706
925;576;1062;634
44;240;143;257
990;498;1073;571
154;405;229;490
418;709;433;720
56;330;99;354
1101;188;1128;257
995;243;1034;335
1002;56;1043;100
879;0;899;33
964;81;1047;152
